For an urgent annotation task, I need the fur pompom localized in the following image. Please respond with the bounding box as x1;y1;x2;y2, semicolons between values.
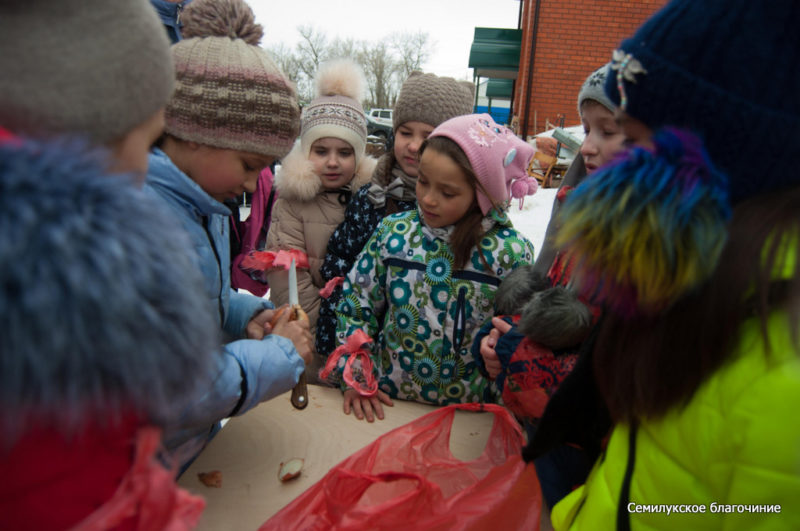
556;127;732;316
181;0;263;45
0;138;219;444
315;59;366;101
518;287;593;349
494;265;550;315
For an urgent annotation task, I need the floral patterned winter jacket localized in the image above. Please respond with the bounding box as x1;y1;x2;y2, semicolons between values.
332;208;535;405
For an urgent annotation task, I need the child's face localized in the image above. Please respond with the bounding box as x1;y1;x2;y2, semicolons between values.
110;109;165;181
309;137;356;190
185;145;273;203
579;101;627;174
394;121;435;177
416;147;475;228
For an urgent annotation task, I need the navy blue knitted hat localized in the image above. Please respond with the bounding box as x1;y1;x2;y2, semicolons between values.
605;0;800;204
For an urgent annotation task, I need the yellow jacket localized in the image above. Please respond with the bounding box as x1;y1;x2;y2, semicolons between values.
553;248;800;530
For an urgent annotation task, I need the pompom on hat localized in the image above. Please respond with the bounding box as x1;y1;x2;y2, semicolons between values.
429;114;539;216
166;0;300;159
300;60;368;165
604;0;800;204
0;0;174;145
393;72;475;130
557;128;731;317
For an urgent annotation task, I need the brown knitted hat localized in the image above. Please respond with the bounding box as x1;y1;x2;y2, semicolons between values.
392;72;475;131
0;0;173;145
165;0;300;159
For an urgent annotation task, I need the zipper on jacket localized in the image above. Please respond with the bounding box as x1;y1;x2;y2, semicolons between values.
202;216;225;326
452;286;468;352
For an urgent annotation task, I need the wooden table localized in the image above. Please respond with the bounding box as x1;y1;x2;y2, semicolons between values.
178;384;497;530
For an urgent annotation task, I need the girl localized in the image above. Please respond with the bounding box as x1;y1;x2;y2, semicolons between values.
315;71;475;357
265;59;377;338
144;0;312;469
529;1;800;528
324;114;540;422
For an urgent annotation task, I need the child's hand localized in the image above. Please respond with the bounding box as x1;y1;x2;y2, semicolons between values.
480;317;513;379
270;308;313;366
343;388;393;422
246;308;277;339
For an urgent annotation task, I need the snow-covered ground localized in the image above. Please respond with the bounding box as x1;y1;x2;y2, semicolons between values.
507;188;557;261
240;187;557;261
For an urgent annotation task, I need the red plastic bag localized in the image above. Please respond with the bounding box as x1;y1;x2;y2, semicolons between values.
260;403;541;530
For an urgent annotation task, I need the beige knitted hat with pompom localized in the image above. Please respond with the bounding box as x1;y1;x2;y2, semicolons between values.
300;59;368;165
165;0;300;159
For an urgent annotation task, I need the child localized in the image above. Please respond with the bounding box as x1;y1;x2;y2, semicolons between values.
533;63;625;278
144;0;313;467
322;114;540;422
529;1;800;528
265;59;377;337
476;64;625;510
0;0;216;527
316;71;475;357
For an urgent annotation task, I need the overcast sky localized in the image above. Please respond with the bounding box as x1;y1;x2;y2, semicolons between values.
248;0;522;80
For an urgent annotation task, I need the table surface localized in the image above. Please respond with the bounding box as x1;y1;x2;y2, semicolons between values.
178;384;498;530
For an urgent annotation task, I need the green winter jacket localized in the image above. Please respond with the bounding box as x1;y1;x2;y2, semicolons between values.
552;244;800;530
333;208;535;405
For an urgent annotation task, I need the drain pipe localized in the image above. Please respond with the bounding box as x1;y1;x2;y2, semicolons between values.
521;0;542;140
508;0;525;123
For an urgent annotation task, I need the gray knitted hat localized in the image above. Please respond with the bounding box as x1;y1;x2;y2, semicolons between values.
301;59;368;165
577;64;615;115
0;0;174;145
393;72;475;130
166;0;301;159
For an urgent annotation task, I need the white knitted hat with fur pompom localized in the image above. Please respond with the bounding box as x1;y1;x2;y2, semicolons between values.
300;59;368;164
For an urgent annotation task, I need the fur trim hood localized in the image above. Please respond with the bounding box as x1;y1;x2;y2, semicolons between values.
0;137;219;444
274;141;377;201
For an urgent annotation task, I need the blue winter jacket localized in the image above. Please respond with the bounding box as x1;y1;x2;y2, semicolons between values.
145;148;305;467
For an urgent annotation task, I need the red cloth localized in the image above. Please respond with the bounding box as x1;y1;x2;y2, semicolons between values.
0;414;204;530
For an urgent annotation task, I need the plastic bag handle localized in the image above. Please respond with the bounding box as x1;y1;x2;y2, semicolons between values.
323;469;440;523
418;403;524;459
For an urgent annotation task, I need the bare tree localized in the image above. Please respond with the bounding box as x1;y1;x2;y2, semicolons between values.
327;37;360;62
283;27;435;109
358;41;396;109
296;24;328;79
390;31;434;80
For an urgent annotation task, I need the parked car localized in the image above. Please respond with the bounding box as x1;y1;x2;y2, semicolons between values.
367;113;393;141
367;108;393;126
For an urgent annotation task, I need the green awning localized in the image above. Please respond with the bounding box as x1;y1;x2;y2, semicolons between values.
486;78;514;99
468;27;522;79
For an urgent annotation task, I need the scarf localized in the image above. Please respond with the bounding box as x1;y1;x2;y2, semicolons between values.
366;164;417;207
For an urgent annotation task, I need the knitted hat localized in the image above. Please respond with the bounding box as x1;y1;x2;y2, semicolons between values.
604;0;800;204
577;64;615;115
393;72;475;130
429;114;539;215
300;60;368;165
166;0;300;159
0;0;174;145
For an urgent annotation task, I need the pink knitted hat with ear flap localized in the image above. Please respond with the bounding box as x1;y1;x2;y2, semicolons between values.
428;114;538;215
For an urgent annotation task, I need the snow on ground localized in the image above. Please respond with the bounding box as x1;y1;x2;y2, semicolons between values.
507;188;557;261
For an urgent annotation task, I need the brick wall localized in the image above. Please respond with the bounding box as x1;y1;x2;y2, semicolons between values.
514;0;666;139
